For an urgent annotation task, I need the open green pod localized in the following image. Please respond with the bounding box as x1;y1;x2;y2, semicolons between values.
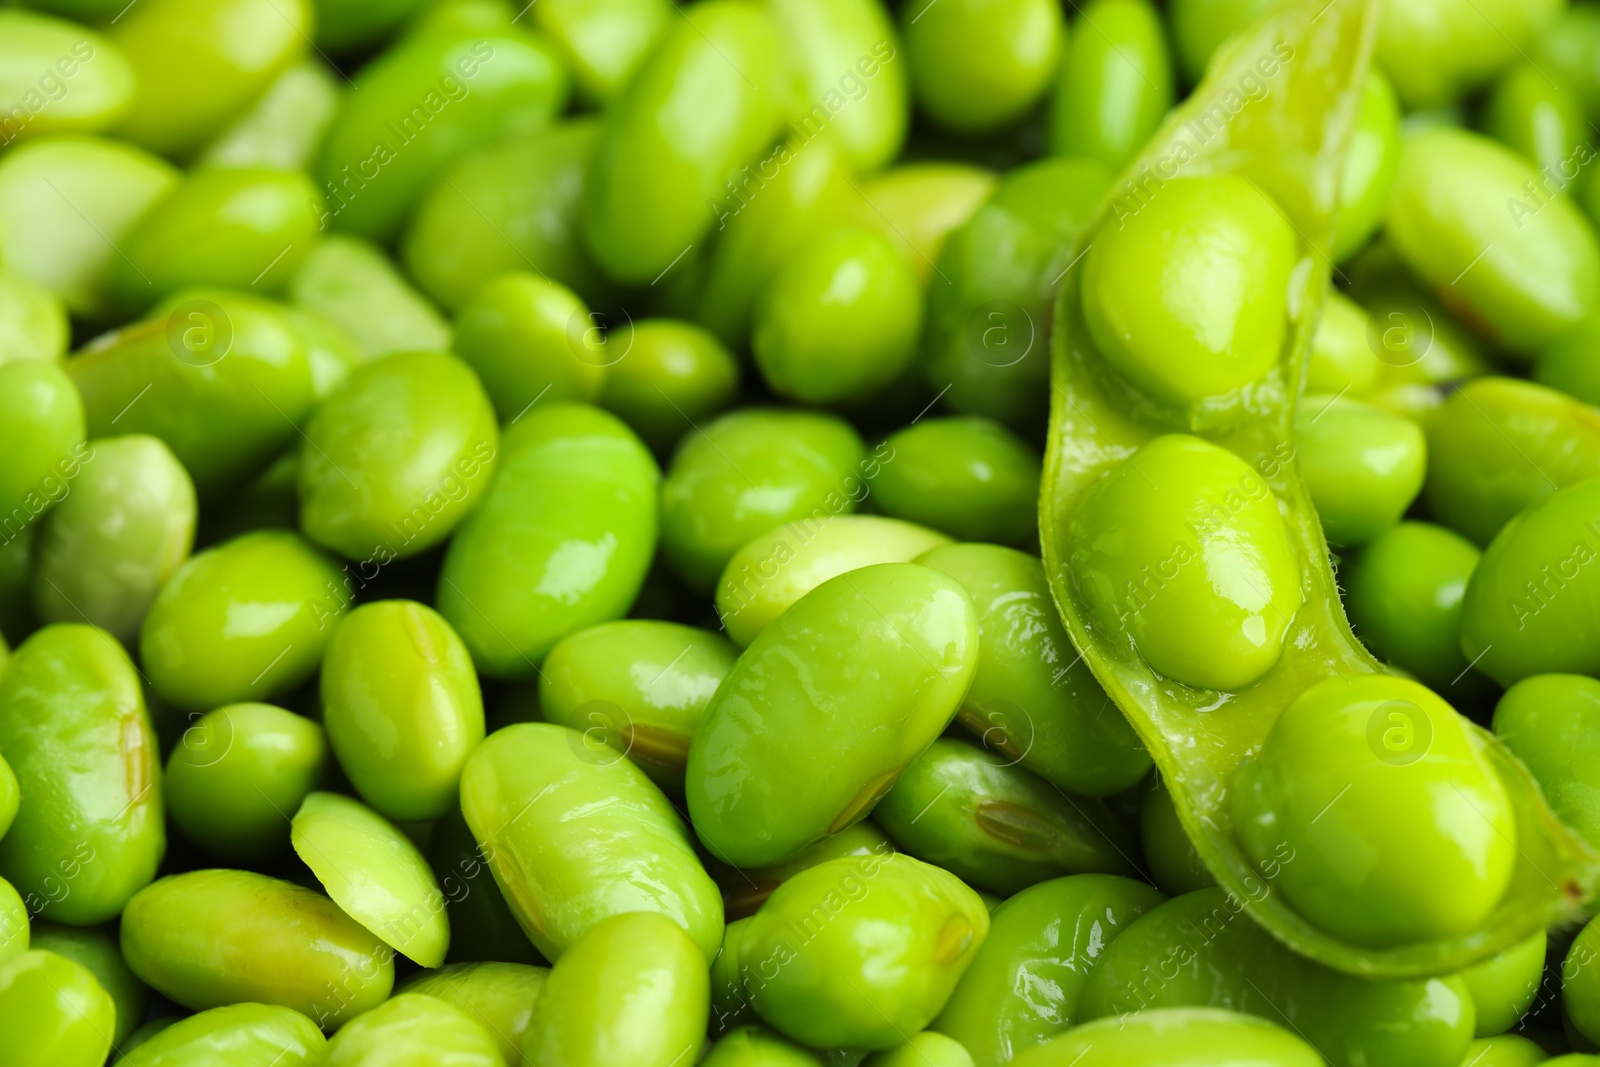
1038;0;1600;977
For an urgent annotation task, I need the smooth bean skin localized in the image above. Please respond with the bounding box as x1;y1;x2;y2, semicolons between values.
932;874;1164;1067
453;273;605;422
30;923;148;1046
141;531;350;711
1070;434;1302;693
0;271;68;365
582;1;782;285
598;319;740;452
1168;0;1276;83
1305;289;1382;396
120;869;394;1027
459;722;724;962
1048;0;1172;170
903;0;1062;134
688;563;979;868
322;600;484;821
164;702;328;862
1345;239;1498;391
1459;478;1600;687
715;516;952;648
324;992;505;1067
1538;315;1600;406
1344;522;1485;692
291;235;453;359
1566;915;1600;1045
282;304;363;404
1461;1036;1554;1067
1295;394;1427;547
1232;675;1514;948
0;950;115;1067
399;962;549;1065
403;121;606;313
540;620;737;793
922;158;1108;429
870;419;1040;545
754;226;924;406
0;135;178;319
70;290;315;494
1082;889;1476;1067
1008;1008;1323;1067
300;350;499;562
703;1026;824;1067
1388;127;1600;356
531;0;669;104
115;1003;326;1067
737;853;987;1050
318;30;568;242
1424;378;1600;548
118;1018;179;1058
1139;774;1216;896
916;545;1150;799
521;912;707;1067
717;822;895;922
31;435;196;645
1492;675;1600;849
0;624;163;925
1484;64;1591;181
1082;175;1296;411
660;409;866;593
1376;0;1563;108
1335;71;1403;262
874;738;1137;894
0;14;135;142
199;58;343;172
855;164;998;286
425;805;545;967
438;404;658;677
0;875;26;962
0;359;85;530
292;791;450;968
1457;931;1546;1036
862;1033;974;1067
110;0;310;156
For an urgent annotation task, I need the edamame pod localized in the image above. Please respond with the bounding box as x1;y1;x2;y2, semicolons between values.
120;869;394;1028
140;530;352;711
30;923;148;1046
290;234;453;358
317;29;568;242
1048;0;1172;170
521;912;708;1067
437;404;658;677
323;992;505;1066
1038;0;1598;977
69;290;316;494
0;950;115;1067
1009;1008;1323;1067
0;624;162;925
1493;676;1600;850
30;435;196;645
932;874;1164;1066
115;1003;325;1067
458;722;724;962
399;961;549;1065
687;563;979;868
581;1;784;285
0;13;135;143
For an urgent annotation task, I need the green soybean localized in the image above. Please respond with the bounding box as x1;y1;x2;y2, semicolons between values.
870;419;1040;545
316;0;434;52
1375;0;1563;108
0;359;85;534
316;29;568;242
0;271;68;366
1139;774;1216;896
198;58;344;172
715;515;952;648
0;12;135;142
737;852;988;1050
324;992;505;1066
0;950;115;1067
703;1026;824;1067
1459;477;1600;687
110;0;312;157
688;563;979;868
1168;0;1276;83
874;738;1137;894
521;911;708;1067
854;163;997;286
1333;71;1403;263
69;290;315;494
1423;377;1600;548
459;721;724;962
540;620;737;793
1568;914;1600;1045
1294;394;1427;547
299;350;500;562
120;868;394;1028
715;822;895;922
31;434;196;645
0;624;163;925
1386;127;1600;356
163;702;328;862
1483;64;1592;181
0;135;178;319
437;404;658;677
399;961;549;1065
290;234;453;358
425;805;544;967
1457;1036;1552;1067
753;226;924;406
1456;931;1546;1036
115;1003;326;1067
140;530;351;711
1537;315;1600;406
581;0;783;285
902;0;1063;134
660;408;866;593
1048;0;1172;170
29;923;148;1046
862;1033;975;1067
1493;675;1600;849
0;875;26;963
530;0;669;104
454;271;609;422
1008;1008;1323;1067
598;319;740;452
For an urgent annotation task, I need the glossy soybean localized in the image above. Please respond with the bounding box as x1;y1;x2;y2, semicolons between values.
0;949;115;1067
0;359;85;532
1493;675;1600;849
1048;0;1172;171
453;273;606;422
902;0;1063;134
870;419;1041;545
399;961;549;1066
323;992;505;1067
0;13;134;143
29;922;148;1046
1008;1008;1323;1067
290;234;453;358
115;1003;326;1067
1294;394;1427;547
598;319;740;452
